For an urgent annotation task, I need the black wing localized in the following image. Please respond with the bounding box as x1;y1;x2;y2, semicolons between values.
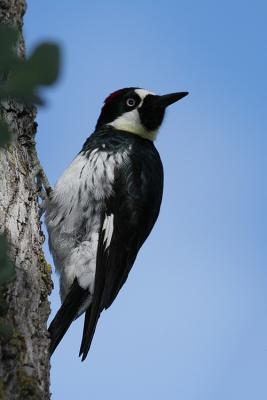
79;144;163;360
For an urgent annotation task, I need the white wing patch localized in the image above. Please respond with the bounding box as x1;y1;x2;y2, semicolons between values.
102;213;114;250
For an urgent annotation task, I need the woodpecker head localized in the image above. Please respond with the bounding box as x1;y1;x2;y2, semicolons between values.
95;87;188;141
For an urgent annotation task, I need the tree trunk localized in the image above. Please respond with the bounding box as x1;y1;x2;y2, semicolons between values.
0;1;52;399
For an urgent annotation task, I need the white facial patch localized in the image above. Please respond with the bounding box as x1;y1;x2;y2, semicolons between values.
108;89;159;141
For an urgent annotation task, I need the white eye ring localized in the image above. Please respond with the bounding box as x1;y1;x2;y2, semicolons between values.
126;98;136;107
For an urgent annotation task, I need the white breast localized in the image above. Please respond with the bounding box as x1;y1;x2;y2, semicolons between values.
45;148;128;305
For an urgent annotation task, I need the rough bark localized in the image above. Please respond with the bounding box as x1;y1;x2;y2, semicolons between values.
0;1;52;399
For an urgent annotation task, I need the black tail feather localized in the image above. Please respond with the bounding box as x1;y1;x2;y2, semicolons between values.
79;305;101;361
79;308;91;358
48;279;88;356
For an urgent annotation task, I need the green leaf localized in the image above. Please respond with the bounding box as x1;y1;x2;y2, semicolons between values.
0;120;11;147
0;321;13;339
0;291;8;316
0;25;19;73
0;22;61;105
0;235;15;285
0;42;61;105
28;43;60;86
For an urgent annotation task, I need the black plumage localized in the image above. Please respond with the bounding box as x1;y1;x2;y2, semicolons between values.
49;127;163;360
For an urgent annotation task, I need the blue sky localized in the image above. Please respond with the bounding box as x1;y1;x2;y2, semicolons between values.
25;1;267;399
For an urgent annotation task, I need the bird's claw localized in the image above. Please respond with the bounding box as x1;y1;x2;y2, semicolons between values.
30;161;53;218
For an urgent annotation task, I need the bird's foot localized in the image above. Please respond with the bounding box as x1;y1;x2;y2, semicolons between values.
30;163;53;216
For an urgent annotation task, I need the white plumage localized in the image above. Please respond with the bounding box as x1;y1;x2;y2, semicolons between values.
45;148;129;310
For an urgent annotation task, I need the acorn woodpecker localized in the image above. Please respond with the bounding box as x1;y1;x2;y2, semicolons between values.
45;87;188;361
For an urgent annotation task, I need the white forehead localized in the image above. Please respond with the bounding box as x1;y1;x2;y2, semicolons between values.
134;88;155;105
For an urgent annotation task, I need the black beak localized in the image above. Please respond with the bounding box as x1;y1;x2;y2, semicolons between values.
156;92;189;108
138;91;188;132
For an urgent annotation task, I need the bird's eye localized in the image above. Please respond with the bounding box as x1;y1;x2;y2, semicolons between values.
126;98;136;107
